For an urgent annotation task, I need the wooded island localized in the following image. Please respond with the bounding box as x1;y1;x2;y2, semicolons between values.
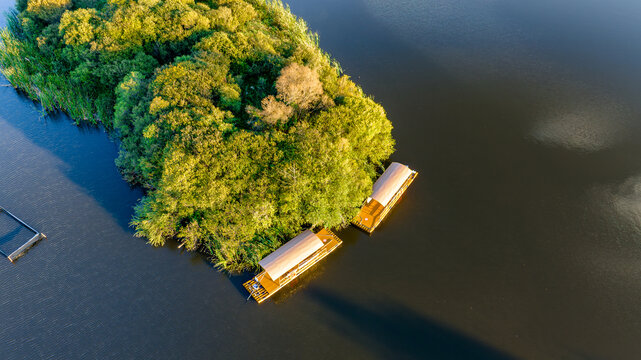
0;0;395;271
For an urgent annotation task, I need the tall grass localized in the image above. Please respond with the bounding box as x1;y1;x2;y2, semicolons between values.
263;0;342;75
0;12;103;125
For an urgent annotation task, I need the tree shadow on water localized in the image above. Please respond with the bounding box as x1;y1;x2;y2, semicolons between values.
307;288;513;360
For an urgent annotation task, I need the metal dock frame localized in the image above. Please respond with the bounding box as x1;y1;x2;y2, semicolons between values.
0;206;46;262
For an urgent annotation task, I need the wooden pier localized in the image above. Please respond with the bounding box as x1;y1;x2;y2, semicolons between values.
0;206;46;262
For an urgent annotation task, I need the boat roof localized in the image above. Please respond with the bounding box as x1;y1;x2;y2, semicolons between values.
370;162;414;207
259;230;324;280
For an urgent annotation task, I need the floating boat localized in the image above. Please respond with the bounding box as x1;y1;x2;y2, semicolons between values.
243;228;342;303
352;162;417;233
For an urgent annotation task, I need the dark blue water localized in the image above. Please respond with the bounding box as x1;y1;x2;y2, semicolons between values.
3;0;641;358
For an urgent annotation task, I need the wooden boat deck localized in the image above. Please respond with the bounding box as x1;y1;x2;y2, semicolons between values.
352;171;417;233
243;229;342;303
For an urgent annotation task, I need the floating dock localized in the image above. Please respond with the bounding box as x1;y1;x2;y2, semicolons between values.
243;228;342;303
0;206;46;262
352;162;417;233
243;161;416;303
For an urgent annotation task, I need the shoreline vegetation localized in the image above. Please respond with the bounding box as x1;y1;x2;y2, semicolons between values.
0;0;395;271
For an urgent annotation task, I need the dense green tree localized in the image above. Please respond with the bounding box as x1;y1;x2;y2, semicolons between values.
59;8;98;46
0;0;395;271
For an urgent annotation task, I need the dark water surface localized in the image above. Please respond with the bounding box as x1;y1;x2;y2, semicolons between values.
2;0;641;359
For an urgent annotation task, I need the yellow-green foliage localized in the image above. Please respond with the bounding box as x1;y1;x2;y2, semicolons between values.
26;0;71;22
59;9;98;46
0;0;395;271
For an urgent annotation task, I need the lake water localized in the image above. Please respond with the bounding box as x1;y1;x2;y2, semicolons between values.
3;0;641;358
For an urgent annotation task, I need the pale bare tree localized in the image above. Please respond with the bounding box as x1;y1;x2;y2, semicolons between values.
275;63;323;110
247;95;293;125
